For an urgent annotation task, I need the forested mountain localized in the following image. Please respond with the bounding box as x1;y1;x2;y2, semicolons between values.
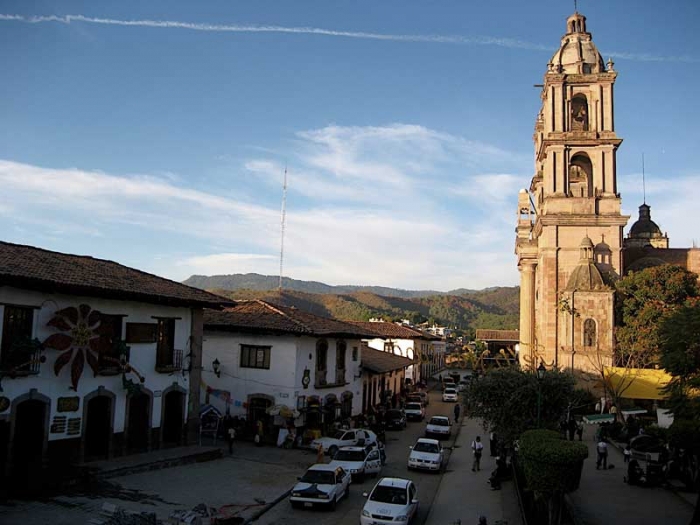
184;273;519;336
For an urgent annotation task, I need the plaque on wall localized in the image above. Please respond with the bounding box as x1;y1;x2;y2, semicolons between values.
126;322;158;343
51;415;67;434
0;396;9;413
67;417;81;436
57;396;80;412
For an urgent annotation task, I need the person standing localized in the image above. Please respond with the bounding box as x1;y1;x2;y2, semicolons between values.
596;438;608;470
454;403;461;422
576;419;583;441
471;436;484;471
316;443;325;464
489;431;497;456
255;419;264;447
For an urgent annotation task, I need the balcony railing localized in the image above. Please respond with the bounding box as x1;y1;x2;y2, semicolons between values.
0;348;42;376
97;344;131;376
155;348;183;373
314;368;349;389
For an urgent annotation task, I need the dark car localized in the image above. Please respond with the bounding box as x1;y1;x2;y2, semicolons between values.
385;409;407;430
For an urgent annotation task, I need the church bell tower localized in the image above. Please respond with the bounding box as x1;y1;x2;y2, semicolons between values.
515;11;629;372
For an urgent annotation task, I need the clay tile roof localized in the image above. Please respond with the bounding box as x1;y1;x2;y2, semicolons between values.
204;300;377;338
475;329;520;342
361;346;414;374
347;321;440;340
0;241;233;308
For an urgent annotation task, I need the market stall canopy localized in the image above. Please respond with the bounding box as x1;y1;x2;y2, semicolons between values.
266;404;300;419
582;414;615;425
603;367;671;400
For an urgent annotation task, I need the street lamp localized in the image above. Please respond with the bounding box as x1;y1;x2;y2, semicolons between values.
536;361;546;427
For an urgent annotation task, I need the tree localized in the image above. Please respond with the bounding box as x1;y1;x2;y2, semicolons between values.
616;265;699;368
657;299;700;524
467;367;576;444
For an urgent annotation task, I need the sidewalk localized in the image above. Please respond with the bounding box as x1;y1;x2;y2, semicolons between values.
425;416;522;525
566;424;695;525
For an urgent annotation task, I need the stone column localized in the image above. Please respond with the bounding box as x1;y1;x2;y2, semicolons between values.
519;261;536;370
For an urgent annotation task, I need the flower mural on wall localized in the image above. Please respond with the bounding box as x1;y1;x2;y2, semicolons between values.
42;304;112;391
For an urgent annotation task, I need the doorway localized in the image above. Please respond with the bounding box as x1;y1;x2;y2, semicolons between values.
12;400;47;493
161;390;185;446
126;391;150;453
85;395;112;460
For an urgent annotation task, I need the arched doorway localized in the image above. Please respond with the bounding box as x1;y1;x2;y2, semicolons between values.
161;389;185;447
11;398;48;493
305;395;321;430
125;389;151;453
85;395;112;460
247;395;273;439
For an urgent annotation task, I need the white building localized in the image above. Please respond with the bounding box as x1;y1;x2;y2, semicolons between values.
201;300;375;440
0;241;229;494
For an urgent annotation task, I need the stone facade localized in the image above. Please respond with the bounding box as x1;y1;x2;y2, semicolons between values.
515;11;628;373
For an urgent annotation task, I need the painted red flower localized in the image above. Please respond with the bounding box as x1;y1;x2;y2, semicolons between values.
43;304;111;391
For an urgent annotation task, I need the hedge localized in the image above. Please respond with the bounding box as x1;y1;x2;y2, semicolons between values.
519;429;589;493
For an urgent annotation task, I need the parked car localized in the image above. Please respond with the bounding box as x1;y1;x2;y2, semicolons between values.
442;378;455;390
425;415;452;439
457;379;470;392
385;409;407;430
406;394;424;406
311;429;378;457
415;391;430;406
361;477;419;525
407;438;444;472
442;388;458;402
329;445;383;481
404;402;425;422
290;464;351;510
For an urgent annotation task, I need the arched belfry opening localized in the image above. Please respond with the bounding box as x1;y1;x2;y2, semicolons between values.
571;95;589;131
568;153;593;197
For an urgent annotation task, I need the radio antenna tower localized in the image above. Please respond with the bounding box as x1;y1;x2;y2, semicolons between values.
278;164;288;292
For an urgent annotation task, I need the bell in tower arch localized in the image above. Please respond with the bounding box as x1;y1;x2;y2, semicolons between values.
571;95;589;131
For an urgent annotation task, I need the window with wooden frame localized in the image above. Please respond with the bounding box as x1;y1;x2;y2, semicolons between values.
240;345;271;369
0;305;34;370
316;340;328;371
98;314;125;373
156;318;176;368
335;340;347;384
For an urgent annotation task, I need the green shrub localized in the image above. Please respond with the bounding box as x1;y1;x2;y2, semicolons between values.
519;429;588;493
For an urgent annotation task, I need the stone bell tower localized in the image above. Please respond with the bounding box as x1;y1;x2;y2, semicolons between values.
515;11;629;372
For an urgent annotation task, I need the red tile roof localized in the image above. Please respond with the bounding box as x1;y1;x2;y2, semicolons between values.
361;346;414;374
347;321;440;340
0;241;233;308
204;300;378;338
475;329;520;342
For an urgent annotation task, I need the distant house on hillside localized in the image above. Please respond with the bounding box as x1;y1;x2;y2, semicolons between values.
0;241;231;494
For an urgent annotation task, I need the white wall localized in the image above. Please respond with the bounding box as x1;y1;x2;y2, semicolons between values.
366;337;418;381
0;286;192;441
201;331;363;418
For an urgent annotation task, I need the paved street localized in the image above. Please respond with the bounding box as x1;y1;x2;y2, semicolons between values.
257;385;459;525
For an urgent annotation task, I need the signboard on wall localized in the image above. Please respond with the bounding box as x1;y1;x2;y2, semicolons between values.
57;396;80;412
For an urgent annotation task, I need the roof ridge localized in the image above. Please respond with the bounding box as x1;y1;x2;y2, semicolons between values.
256;300;313;333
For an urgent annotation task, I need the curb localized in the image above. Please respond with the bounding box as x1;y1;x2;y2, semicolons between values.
242;488;293;525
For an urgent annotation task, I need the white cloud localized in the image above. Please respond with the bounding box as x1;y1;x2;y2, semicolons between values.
1;13;694;63
0;122;529;290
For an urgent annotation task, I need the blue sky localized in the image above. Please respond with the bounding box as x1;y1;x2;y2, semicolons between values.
1;0;698;291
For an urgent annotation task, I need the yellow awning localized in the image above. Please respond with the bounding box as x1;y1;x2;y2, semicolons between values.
603;367;671;400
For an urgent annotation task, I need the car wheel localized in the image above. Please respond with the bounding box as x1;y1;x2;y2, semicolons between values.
328;445;338;458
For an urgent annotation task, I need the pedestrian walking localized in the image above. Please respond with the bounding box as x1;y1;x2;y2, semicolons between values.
576;419;583;441
227;424;236;454
623;444;631;463
567;417;577;441
454;403;461;422
255;419;264;447
596;438;608;470
471;436;484;471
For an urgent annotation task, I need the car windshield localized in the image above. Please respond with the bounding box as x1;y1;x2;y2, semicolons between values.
370;485;408;505
429;418;449;426
406;403;422;410
444;389;456;394
333;450;365;461
331;430;347;439
414;442;439;453
300;470;335;485
387;410;403;418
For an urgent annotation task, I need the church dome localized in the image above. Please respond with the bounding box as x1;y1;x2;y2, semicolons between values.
566;261;606;291
629;204;664;239
549;12;606;75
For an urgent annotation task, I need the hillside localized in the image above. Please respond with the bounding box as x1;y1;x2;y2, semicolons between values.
187;274;520;336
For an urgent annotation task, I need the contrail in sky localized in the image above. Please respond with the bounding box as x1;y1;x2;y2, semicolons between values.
0;13;696;63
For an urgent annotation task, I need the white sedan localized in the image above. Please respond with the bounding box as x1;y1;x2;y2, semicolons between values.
361;477;419;524
425;415;452;439
311;428;378;457
290;464;351;510
407;438;444;471
329;445;383;481
442;388;458;402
